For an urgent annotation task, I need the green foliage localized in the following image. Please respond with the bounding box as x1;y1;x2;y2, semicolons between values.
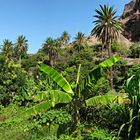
1;39;13;63
73;32;86;53
39;63;74;95
128;64;140;75
14;35;28;62
34;109;71;125
88;126;115;140
112;41;130;56
103;104;129;130
42;37;59;65
82;77;110;99
0;104;21;122
0;62;29;106
85;94;117;107
99;55;121;68
130;43;140;58
126;70;140;107
0;104;71;140
80;55;120;92
23;90;72;117
62;66;77;83
21;53;48;73
59;134;82;140
0;4;137;139
13;55;120;140
124;70;140;139
29;55;120;112
113;59;128;90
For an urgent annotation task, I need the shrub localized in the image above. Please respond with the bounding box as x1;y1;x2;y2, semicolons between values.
129;43;140;58
112;41;130;57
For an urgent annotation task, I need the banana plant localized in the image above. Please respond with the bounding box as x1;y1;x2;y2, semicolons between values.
20;55;121;136
22;55;121;135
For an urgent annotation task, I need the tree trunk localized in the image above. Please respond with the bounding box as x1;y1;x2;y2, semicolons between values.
108;42;112;58
101;44;104;58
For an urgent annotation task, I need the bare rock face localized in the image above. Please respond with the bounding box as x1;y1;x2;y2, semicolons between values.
121;0;135;19
121;0;140;41
87;35;131;48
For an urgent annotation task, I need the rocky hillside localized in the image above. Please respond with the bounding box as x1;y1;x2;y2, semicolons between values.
87;35;131;47
120;0;140;41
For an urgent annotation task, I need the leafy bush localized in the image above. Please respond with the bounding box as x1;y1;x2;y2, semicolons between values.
0;104;71;140
33;109;72;125
0;62;29;106
129;43;140;58
112;41;130;57
84;126;117;140
59;134;82;140
82;77;110;99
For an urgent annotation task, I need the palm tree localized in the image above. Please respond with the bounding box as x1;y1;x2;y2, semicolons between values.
91;5;122;88
14;35;28;63
60;31;70;45
42;37;58;66
74;32;85;52
91;5;122;58
1;39;13;63
54;38;62;48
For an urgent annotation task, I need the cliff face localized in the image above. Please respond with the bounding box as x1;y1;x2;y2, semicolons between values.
121;0;140;41
121;0;135;19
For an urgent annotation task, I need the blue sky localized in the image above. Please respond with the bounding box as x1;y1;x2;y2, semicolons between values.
0;0;130;53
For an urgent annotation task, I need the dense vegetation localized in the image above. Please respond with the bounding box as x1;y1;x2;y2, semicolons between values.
1;4;140;140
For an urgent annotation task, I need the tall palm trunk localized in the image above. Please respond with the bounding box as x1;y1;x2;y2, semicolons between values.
108;42;112;58
49;55;53;66
101;43;104;58
19;55;22;66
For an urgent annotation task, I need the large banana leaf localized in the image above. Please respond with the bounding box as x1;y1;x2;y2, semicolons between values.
22;101;52;117
21;90;72;117
50;90;72;106
99;55;120;68
39;63;74;95
85;95;117;107
32;91;50;102
85;94;126;107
